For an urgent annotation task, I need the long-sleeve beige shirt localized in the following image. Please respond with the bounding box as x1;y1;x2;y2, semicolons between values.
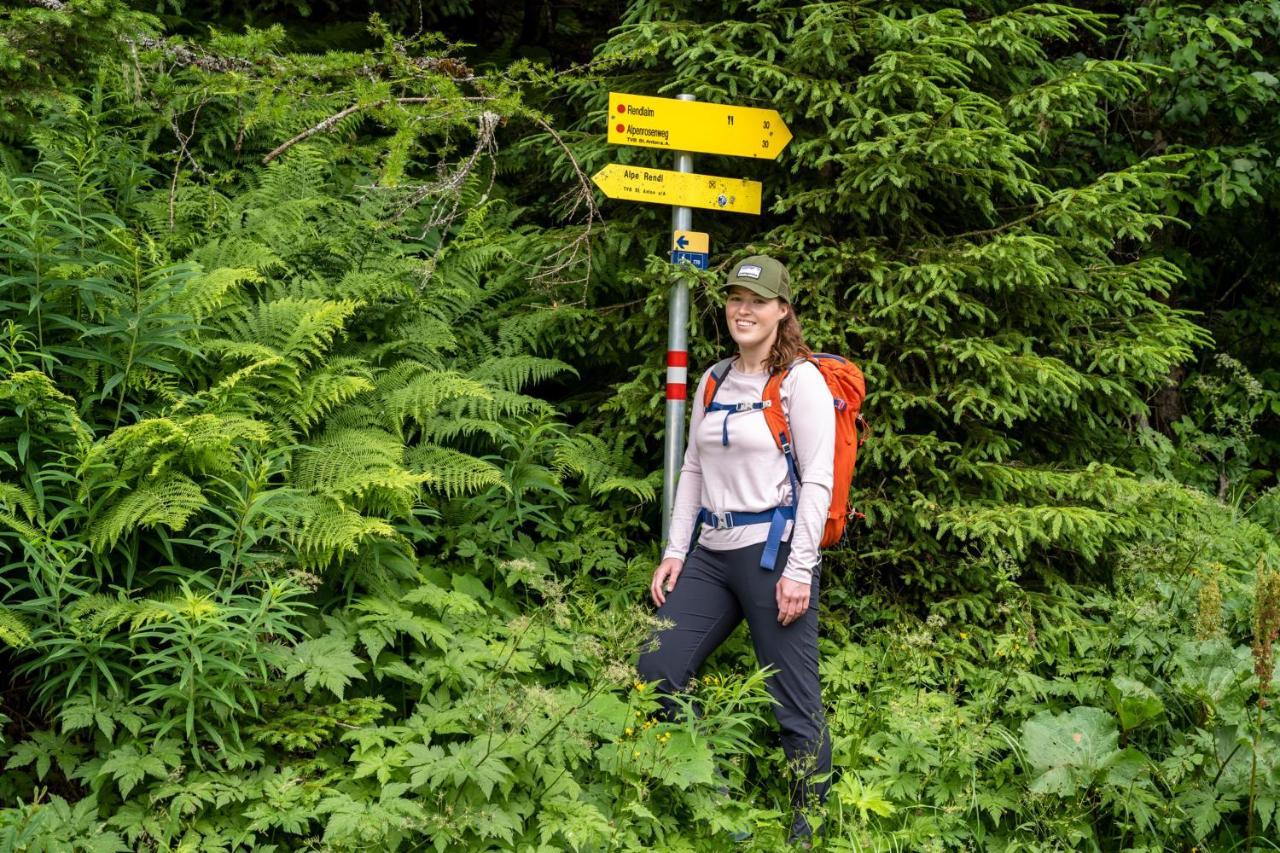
663;359;835;584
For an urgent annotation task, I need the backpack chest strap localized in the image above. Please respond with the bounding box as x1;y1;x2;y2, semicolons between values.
705;399;771;446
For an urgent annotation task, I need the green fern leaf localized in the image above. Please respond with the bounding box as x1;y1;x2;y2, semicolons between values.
384;370;492;432
280;494;398;567
407;445;506;498
173;266;262;321
552;434;658;501
65;594;137;634
292;427;431;514
452;388;552;420
286;360;375;431
89;474;206;552
415;416;512;445
0;604;30;648
468;355;577;392
220;297;359;370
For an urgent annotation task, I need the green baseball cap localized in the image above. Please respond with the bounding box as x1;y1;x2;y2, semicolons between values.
726;255;792;302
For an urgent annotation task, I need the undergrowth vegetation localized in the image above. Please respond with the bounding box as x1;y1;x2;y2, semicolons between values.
1;0;1278;850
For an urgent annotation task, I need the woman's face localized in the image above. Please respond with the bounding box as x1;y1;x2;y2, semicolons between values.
725;285;788;350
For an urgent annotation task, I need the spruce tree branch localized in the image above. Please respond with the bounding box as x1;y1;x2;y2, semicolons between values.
28;0;261;72
262;96;496;165
263;101;378;165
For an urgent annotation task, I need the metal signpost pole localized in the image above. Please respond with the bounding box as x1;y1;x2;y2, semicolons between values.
662;93;695;548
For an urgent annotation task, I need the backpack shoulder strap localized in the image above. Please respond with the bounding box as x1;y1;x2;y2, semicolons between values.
762;360;802;454
701;357;737;410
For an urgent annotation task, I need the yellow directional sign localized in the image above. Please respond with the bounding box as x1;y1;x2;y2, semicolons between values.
591;165;762;215
608;92;792;160
672;230;709;253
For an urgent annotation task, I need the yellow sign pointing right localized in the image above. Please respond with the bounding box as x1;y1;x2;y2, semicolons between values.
591;164;762;215
609;92;792;160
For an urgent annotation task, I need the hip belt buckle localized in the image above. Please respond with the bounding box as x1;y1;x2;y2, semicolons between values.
712;511;735;530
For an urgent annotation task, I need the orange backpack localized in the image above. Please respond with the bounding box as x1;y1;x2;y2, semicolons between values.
701;354;867;560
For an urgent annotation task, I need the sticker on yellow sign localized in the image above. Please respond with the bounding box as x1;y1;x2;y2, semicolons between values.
672;230;709;254
608;93;792;160
591;165;762;215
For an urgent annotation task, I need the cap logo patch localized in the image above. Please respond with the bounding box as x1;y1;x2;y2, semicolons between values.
736;264;762;280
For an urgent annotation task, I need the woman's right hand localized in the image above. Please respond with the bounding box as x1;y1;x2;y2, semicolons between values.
650;557;684;608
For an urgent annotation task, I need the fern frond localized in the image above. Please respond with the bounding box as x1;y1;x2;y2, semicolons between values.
190;236;285;276
0;605;30;648
222;298;359;369
552;434;658;502
326;269;414;304
452;388;552;420
390;316;458;360
415;416;512;445
0;369;75;408
88;414;271;479
0;483;38;522
496;308;583;356
0;369;89;444
286;360;375;432
203;340;283;364
65;593;137;634
89;474;207;552
383;370;492;433
467;355;577;392
255;146;331;207
292;428;430;515
280;494;398;568
407;445;506;498
181;357;283;412
173;267;263;321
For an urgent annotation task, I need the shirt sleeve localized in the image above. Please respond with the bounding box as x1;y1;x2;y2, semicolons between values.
781;362;835;584
662;368;711;562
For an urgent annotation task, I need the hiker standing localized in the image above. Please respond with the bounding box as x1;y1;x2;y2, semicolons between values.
638;255;835;844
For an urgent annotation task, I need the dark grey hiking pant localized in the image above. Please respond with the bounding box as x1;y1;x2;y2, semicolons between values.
636;539;832;810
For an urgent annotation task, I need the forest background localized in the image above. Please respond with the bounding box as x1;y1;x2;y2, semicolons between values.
1;0;1279;850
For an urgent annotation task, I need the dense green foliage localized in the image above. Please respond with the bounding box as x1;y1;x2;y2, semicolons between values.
1;0;1278;850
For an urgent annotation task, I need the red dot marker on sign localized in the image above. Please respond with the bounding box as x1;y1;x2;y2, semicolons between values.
617;104;626;113
616;123;625;133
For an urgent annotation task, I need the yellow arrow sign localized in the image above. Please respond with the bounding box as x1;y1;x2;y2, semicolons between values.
591;165;762;215
608;92;792;160
673;230;709;253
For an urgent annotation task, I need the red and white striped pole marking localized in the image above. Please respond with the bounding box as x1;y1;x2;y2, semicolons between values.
665;349;688;400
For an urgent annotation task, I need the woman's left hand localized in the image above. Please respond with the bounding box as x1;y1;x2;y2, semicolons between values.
776;577;811;626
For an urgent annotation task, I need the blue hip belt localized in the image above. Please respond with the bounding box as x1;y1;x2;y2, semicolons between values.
693;505;796;571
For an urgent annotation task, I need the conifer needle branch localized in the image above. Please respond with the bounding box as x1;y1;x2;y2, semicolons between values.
263;96;496;165
31;1;260;73
263;101;382;165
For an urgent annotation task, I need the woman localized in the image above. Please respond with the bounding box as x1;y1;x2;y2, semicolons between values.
638;254;835;844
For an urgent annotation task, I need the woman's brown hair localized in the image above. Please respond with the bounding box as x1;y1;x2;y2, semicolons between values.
767;301;812;373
